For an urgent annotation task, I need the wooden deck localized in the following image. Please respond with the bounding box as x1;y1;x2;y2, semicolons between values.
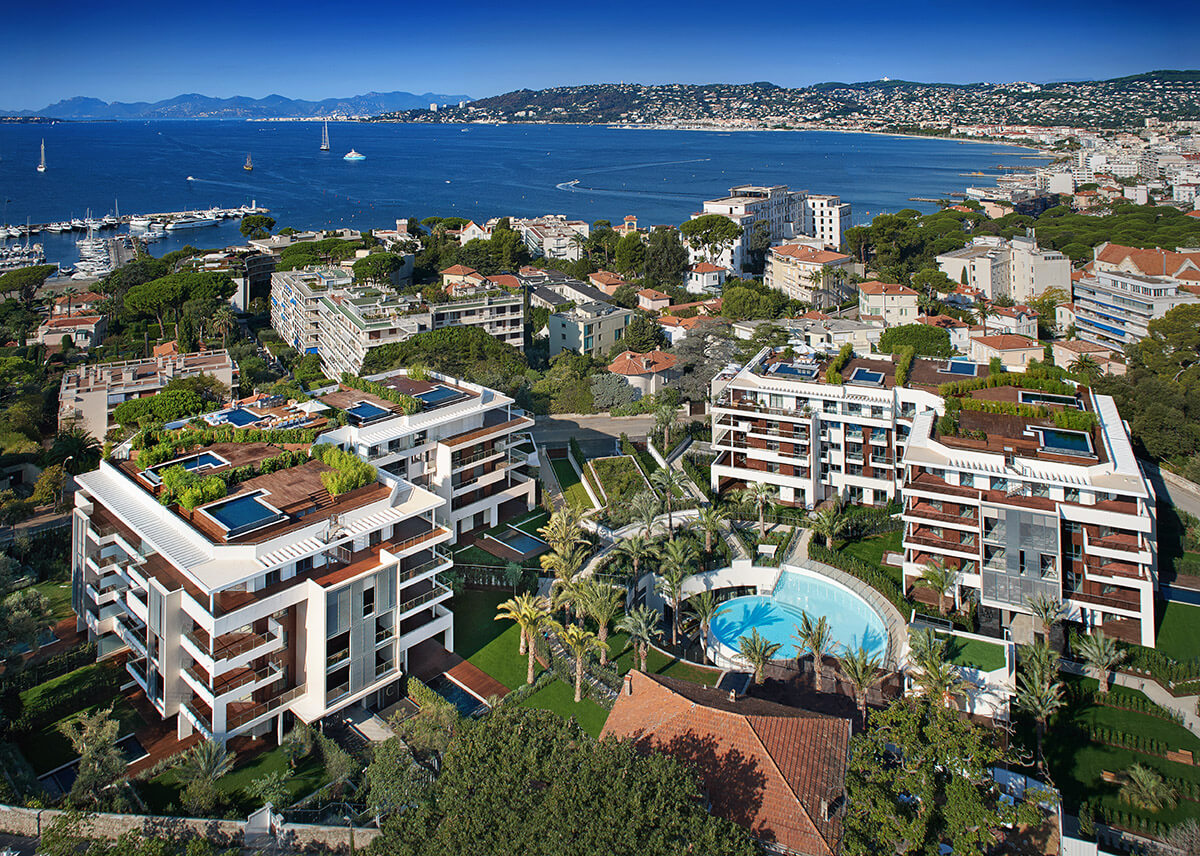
408;638;509;702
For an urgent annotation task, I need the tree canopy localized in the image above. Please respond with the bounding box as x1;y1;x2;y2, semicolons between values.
679;214;742;264
362;325;528;384
370;706;757;856
879;323;954;357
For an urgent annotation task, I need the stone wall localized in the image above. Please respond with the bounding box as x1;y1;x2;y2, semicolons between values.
0;805;380;851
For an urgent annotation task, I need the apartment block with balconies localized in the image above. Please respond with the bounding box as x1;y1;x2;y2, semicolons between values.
315;369;537;539
72;432;454;745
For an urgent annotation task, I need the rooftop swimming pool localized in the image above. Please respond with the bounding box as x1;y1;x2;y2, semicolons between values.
220;407;264;427
144;451;228;484
940;360;978;376
489;527;548;557
770;363;819;379
848;367;885;386
346;400;391;423
710;568;888;660
416;385;464;407
1038;427;1094;456
1020;390;1082;409
202;492;285;536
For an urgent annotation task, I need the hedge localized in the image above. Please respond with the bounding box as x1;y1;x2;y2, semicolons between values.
339;372;421;415
406;676;457;714
1068;629;1200;691
0;642;97;697
680;454;715;501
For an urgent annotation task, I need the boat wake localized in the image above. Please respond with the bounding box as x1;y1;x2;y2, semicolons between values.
553;179;702;204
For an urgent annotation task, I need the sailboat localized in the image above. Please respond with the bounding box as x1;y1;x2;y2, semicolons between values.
243;153;253;172
320;121;330;151
37;139;46;173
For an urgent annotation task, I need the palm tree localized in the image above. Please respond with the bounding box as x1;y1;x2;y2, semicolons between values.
1014;640;1063;772
551;574;589;625
538;508;587;555
1120;763;1177;813
738;482;778;536
914;558;957;617
48;427;101;474
213;304;238;348
62;285;79;316
617;605;662;672
654;403;678;449
807;501;848;549
1076;632;1125;694
175;739;235;787
794;613;836;693
612;533;657;582
539;542;588;587
739;629;782;684
908;628;965;707
684;590;722;664
495;593;550;684
694;505;728;556
656;540;696;647
578;579;624;665
1027;594;1067;648
839;646;884;729
650;467;686;531
630;490;661;538
552;620;605;703
976;301;993;333
1069;353;1102;384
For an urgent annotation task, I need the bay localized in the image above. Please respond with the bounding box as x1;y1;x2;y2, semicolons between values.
0;120;1050;267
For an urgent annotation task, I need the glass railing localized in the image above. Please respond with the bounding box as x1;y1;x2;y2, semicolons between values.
398;582;452;615
227;684;304;729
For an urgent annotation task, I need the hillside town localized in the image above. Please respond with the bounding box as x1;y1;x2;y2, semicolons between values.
4;77;1200;856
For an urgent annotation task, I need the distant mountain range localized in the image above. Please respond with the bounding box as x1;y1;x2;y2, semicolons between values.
3;91;473;120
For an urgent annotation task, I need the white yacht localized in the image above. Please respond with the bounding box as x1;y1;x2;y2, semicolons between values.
165;215;219;230
343;149;366;161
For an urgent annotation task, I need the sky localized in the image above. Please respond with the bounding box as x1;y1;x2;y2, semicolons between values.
2;0;1198;110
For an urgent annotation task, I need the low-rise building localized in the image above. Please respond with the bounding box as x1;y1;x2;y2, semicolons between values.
936;234;1069;303
549;301;634;359
685;262;726;294
637;288;671;312
59;351;238;440
38;314;107;350
858;281;918;327
53;291;105;316
969;334;1043;368
917;314;971;352
588;271;627;296
983;304;1039;339
607;350;678;396
765;244;856;307
1051;340;1127;376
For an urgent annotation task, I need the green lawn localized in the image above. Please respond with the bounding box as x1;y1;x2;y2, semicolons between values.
940;634;1006;672
518;680;610;737
589;456;650;506
550;459;593;510
1031;675;1200;827
511;509;551;536
453;589;529;690
1155;601;1200;663
839;530;903;587
31;580;75;621
140;744;328;815
607;632;722;686
19;695;145;775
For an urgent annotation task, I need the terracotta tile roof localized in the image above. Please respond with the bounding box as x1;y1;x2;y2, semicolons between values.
590;271;626;286
668;298;723;313
489;274;522;289
657;315;707;330
55;291;104;306
799;310;831;320
988;304;1037;319
638;288;670;300
1055;339;1111;355
772;244;851;264
690;262;726;273
440;264;479;276
972;333;1040;350
602;671;849;856
859;281;917;297
1095;243;1200;278
919;314;967;330
1187;210;1200;218
43;314;103;328
608;349;677;375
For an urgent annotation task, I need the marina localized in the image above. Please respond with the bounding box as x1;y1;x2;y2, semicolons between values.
0;203;268;239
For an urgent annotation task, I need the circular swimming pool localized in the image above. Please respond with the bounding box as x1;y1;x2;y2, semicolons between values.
709;567;888;660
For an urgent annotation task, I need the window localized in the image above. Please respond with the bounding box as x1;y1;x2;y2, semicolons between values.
363;586;375;617
992;477;1008;492
263;569;281;588
296;555;313;574
1065;488;1080;503
1041;555;1056;578
960;473;975;487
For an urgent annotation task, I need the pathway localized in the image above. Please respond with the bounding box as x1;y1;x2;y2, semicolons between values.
408;638;510;702
1059;658;1200;735
536;443;567;511
781;527;813;566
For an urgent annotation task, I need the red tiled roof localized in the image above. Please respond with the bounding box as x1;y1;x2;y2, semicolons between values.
1095;243;1200;278
440;264;479;276
43;314;103;329
972;334;1040;350
638;288;670;300
602;671;849;856
772;244;851;264
1186;210;1200;218
657;315;707;330
590;271;626;286
489;274;522;289
690;262;725;273
919;314;967;330
668;298;722;313
55;291;104;306
799;310;831;320
859;281;917;297
608;349;677;375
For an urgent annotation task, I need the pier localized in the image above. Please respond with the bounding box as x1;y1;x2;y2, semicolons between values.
2;203;269;239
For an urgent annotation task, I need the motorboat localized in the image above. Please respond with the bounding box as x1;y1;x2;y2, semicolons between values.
343;149;366;161
165;215;219;230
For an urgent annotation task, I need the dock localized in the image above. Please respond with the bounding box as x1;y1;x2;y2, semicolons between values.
2;203;270;238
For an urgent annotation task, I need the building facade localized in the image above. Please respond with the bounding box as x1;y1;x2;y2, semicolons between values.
1071;269;1200;350
548;302;634;358
764;244;856;306
857;281;919;326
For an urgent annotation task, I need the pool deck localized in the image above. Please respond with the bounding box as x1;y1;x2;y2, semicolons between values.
408;638;510;701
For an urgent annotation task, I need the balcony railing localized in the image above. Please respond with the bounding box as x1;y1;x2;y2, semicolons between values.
399;548;452;584
398;582;452;616
452;444;507;470
185;619;281;663
182;698;213;735
226;684;305;730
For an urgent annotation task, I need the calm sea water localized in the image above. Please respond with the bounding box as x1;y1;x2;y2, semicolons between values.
0;121;1049;267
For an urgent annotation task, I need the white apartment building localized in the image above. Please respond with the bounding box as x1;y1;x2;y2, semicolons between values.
1071;269;1200;351
316;370;537;538
59;351;239;440
937;234;1070;303
73;438;455;745
512;215;590;261
692;184;852;273
710;346;1158;646
270;268;523;378
858;281;918;326
548;301;635;358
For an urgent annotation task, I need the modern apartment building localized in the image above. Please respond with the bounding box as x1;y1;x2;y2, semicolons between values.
1071;269;1199;350
59;351;239;440
803;194;852;249
709;346;1158;646
548;301;635;358
270;268;523;378
316;370;537;538
512;215;590;261
72;437;455;745
936;234;1070;303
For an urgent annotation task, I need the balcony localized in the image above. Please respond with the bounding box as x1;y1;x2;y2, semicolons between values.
182;696;214;736
399;547;453;584
185;618;282;664
398;580;453;616
905;528;979;556
127;657;149;689
226;684;305;730
451;443;507;471
906;503;978;526
1064;585;1142;612
185;658;283;699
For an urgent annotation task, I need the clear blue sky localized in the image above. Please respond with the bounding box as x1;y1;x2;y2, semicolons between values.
1;0;1197;109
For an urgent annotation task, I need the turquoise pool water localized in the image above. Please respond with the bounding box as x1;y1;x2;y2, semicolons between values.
710;569;887;659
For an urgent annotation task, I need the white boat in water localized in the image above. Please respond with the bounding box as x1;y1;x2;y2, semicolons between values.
37;139;46;173
343;149;365;161
128;216;152;229
321;121;330;151
165;216;219;230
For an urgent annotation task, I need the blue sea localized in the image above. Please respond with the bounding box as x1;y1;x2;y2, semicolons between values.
0;120;1050;266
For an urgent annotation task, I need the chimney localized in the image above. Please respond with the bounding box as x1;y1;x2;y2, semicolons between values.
729;689;737;703
820;799;830;821
623;674;633;695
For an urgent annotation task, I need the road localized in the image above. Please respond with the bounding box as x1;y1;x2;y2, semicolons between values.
531;414;656;454
1141;458;1200;520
